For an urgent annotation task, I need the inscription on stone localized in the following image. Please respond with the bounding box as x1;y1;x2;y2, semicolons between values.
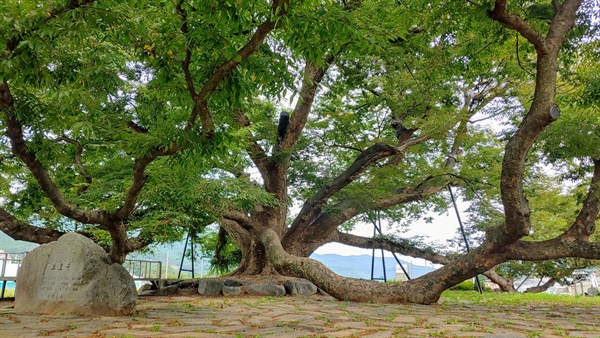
40;261;83;301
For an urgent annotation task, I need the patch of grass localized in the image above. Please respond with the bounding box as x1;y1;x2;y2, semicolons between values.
574;323;595;331
352;315;375;326
460;322;494;333
429;329;452;337
445;318;460;325
525;330;544;338
552;325;568;337
392;326;411;335
386;310;399;321
149;324;161;332
440;290;600;307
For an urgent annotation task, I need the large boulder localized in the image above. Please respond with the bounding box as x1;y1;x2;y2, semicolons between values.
15;233;137;316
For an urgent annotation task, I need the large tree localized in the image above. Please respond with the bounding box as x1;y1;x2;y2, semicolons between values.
2;0;600;305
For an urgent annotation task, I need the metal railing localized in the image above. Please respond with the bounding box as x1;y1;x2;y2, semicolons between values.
123;259;162;281
1;252;26;298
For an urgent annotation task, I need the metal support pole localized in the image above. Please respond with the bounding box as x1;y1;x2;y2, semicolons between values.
448;185;483;294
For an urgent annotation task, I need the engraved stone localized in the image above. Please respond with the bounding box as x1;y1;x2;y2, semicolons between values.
15;233;137;315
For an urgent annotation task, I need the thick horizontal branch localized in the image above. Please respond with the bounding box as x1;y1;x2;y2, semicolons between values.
0;208;64;244
335;231;452;265
222;210;255;230
504;238;600;261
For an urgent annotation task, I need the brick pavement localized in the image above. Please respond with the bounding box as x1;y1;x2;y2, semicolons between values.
1;295;599;337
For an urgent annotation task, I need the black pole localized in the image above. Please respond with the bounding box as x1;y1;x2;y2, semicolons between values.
370;223;376;280
190;232;195;279
178;232;190;279
448;185;483;294
378;212;387;282
369;213;411;280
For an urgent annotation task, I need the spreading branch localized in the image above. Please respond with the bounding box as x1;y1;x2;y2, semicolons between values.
335;231;452;264
222;210;255;230
0;208;64;244
489;0;582;245
287;138;429;237
185;0;290;134
233;109;270;178
488;0;547;54
59;136;93;194
278;57;334;151
3;110;112;226
563;158;600;240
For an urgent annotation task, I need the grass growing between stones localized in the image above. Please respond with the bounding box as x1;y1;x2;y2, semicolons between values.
439;290;600;307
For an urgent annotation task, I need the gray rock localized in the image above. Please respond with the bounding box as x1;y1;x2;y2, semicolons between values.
223;285;242;296
178;288;198;295
197;280;223;296
284;279;318;296
137;283;153;295
158;284;180;295
245;284;286;297
224;279;245;287
178;280;195;288
15;233;137;316
165;279;183;286
139;289;157;296
587;287;599;296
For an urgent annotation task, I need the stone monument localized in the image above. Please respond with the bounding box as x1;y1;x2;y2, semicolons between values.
15;233;137;316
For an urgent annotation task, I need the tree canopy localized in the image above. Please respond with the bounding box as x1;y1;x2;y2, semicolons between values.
1;0;600;304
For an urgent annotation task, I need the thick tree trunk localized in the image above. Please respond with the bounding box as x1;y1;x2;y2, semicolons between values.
107;222;131;264
231;237;279;276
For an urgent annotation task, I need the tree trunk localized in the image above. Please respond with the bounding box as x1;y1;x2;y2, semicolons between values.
231;236;279;276
106;221;131;264
483;269;517;293
525;277;556;293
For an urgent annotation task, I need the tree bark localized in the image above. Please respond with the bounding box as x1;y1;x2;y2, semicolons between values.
525;277;556;293
0;208;64;244
483;269;517;293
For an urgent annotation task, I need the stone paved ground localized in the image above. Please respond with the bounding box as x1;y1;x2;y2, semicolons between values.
1;295;599;337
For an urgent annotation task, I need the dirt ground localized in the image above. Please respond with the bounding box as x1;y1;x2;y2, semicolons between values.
1;294;599;337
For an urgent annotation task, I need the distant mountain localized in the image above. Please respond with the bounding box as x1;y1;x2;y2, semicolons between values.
0;231;38;253
309;253;435;280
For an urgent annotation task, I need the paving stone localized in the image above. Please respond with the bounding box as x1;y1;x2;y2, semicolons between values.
2;296;600;338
